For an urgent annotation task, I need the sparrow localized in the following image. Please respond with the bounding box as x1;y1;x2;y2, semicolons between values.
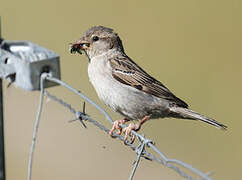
70;26;227;143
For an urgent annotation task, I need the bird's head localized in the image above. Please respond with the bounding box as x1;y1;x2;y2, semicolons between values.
70;26;124;59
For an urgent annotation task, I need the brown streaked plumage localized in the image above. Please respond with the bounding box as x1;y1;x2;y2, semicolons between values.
109;55;188;108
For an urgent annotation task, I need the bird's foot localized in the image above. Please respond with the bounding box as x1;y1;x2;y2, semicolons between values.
109;118;128;136
109;116;150;144
123;123;141;144
123;115;150;144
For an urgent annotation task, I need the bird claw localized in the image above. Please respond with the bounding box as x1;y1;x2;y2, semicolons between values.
109;119;142;144
123;123;140;144
109;119;126;137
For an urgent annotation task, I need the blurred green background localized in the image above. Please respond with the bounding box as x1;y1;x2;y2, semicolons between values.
1;0;241;179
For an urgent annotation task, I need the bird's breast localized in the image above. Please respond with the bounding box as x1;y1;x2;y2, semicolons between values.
87;57;169;120
88;58;118;107
88;57;134;114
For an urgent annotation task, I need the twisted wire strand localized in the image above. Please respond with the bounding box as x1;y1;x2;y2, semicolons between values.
43;90;196;180
28;73;213;180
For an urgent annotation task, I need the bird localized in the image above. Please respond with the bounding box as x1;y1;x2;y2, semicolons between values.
70;26;227;143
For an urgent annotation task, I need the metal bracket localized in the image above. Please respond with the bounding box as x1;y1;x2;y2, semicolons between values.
0;40;61;91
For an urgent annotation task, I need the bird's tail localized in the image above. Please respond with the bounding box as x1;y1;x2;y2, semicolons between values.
169;106;227;130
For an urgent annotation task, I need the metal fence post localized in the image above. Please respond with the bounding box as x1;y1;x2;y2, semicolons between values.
0;17;6;180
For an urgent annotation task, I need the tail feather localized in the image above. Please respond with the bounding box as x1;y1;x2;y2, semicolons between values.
170;107;227;130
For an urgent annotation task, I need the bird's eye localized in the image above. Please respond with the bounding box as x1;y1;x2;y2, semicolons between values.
92;36;99;42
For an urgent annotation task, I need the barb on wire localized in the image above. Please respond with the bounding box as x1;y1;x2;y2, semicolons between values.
28;73;214;180
129;138;151;180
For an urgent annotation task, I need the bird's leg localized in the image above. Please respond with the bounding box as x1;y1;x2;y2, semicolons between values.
109;118;129;136
123;115;150;144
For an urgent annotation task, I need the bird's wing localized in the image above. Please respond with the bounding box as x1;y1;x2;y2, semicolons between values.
109;55;188;108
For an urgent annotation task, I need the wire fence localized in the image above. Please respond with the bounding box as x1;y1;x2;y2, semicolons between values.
28;73;214;180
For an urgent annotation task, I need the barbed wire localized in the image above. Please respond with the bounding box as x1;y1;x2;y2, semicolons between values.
43;91;193;180
28;73;213;180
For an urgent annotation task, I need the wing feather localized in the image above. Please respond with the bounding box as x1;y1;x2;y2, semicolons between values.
109;55;188;108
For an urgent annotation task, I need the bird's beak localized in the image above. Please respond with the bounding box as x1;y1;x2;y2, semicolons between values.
69;39;90;55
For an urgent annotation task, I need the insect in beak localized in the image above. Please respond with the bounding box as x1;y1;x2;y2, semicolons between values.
69;40;90;55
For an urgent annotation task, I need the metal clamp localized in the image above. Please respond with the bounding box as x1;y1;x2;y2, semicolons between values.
0;40;61;91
